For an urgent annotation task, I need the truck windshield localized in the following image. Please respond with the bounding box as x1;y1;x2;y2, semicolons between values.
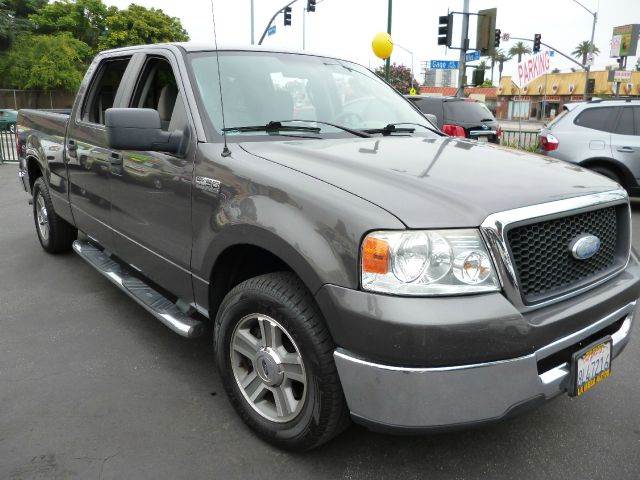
188;51;435;137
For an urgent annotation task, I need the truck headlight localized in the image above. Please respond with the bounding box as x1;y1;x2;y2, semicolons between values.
361;229;500;296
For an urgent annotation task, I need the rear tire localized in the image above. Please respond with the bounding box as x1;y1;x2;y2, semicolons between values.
214;272;349;451
32;177;77;253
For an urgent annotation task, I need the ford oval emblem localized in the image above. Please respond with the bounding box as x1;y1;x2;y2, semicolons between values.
570;234;601;260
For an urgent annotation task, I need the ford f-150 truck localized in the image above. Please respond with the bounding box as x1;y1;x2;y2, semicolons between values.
17;43;639;451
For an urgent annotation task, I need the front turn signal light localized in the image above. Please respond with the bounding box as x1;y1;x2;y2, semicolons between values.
362;236;389;274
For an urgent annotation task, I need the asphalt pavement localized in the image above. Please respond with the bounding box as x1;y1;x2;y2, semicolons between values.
1;162;640;479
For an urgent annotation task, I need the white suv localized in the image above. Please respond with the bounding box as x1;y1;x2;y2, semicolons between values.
539;99;640;196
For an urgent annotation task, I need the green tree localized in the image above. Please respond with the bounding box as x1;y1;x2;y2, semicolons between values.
29;0;114;51
0;33;92;90
492;49;511;81
374;63;417;94
0;0;47;50
572;40;599;66
99;4;188;50
508;41;532;62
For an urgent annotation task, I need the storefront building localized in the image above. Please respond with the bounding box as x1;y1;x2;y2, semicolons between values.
496;70;640;120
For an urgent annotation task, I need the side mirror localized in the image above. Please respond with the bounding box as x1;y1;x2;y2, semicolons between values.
424;113;438;128
105;108;184;154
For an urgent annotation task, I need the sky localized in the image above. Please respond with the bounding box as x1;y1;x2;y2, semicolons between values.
103;0;640;81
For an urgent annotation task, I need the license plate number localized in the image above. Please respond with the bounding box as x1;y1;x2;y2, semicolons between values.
477;136;488;143
571;338;612;397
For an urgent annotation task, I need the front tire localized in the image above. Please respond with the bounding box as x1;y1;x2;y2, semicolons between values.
214;272;349;451
32;177;77;253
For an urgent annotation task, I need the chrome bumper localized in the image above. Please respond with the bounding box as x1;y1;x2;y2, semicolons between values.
334;301;636;431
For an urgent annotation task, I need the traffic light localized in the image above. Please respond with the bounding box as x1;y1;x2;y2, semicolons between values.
533;33;541;53
307;0;316;12
284;6;292;26
494;29;501;48
438;14;453;47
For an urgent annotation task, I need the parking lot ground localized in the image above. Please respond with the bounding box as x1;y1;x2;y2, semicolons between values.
1;162;640;480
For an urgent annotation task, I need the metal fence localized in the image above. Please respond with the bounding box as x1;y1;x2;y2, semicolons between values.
0;129;18;163
500;129;540;149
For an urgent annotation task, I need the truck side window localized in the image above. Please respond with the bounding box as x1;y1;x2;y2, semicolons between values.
82;58;130;125
614;107;634;135
573;107;618;133
132;57;182;131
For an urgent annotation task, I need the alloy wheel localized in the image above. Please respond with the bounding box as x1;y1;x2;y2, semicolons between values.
230;314;307;423
36;193;50;243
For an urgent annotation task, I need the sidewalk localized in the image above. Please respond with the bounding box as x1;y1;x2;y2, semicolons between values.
499;120;545;132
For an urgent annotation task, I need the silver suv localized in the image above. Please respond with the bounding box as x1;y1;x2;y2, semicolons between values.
539;99;640;196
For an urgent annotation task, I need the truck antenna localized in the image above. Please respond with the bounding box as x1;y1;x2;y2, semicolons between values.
210;0;231;157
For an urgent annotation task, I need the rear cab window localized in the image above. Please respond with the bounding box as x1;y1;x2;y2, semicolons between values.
443;101;495;123
80;57;131;125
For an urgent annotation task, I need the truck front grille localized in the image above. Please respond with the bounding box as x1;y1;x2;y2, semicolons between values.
507;206;625;304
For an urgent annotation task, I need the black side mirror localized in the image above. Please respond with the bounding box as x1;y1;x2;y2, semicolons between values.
105;108;184;154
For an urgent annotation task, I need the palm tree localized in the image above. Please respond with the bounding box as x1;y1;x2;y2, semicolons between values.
572;41;600;66
492;49;511;81
508;41;532;63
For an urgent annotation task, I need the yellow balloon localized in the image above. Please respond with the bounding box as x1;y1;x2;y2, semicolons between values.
372;32;393;60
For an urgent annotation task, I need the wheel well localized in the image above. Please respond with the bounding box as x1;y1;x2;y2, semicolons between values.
580;158;634;189
208;244;294;319
26;156;42;191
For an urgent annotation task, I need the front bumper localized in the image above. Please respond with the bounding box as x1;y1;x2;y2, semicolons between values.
334;301;636;431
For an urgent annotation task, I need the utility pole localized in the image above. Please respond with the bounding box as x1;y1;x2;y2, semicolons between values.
302;4;306;50
457;0;469;97
250;0;255;44
385;0;392;81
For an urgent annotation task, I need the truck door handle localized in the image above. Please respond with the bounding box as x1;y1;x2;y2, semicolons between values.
617;146;634;153
109;152;123;166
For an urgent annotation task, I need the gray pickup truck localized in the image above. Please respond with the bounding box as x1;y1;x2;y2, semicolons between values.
17;43;639;451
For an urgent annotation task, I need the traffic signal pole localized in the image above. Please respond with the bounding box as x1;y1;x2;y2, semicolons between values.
456;0;469;97
258;0;298;45
385;0;392;81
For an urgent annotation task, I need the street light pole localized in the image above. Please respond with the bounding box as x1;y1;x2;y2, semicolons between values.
394;43;415;90
250;0;255;44
571;0;598;100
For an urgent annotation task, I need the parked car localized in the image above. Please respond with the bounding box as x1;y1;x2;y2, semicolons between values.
406;95;501;143
539;99;640;196
17;44;639;451
0;108;18;132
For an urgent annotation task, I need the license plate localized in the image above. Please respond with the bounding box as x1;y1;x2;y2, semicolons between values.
476;136;488;143
570;338;612;397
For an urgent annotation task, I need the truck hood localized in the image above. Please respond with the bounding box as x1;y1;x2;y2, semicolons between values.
240;136;619;228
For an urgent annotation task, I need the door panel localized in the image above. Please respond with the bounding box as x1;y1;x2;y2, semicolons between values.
109;54;195;302
66;56;133;251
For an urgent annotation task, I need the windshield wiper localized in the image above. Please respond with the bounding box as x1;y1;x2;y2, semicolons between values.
362;123;416;135
223;121;321;135
222;118;370;138
223;119;371;138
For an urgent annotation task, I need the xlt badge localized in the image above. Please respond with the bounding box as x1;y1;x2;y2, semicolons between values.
195;176;221;194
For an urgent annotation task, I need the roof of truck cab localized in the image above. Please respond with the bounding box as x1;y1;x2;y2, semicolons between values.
100;42;350;62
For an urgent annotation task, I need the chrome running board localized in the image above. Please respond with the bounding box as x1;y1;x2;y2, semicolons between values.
72;240;205;338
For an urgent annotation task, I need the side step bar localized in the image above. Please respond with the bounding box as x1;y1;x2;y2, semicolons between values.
72;240;205;338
